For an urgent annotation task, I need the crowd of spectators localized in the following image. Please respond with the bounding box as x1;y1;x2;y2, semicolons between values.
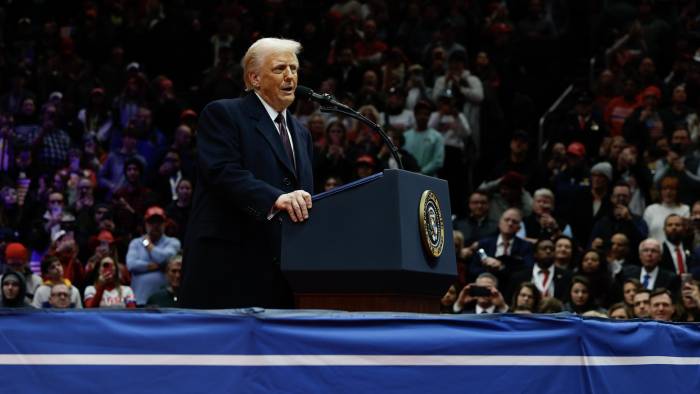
0;1;699;322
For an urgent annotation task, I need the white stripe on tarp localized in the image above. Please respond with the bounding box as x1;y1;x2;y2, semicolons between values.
0;355;699;366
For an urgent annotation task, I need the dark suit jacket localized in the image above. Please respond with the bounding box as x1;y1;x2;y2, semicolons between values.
469;235;534;287
660;242;695;275
508;265;571;302
620;265;679;293
180;93;314;309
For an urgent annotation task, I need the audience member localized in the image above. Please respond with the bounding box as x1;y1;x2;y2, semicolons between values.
0;271;32;308
633;288;652;318
126;206;180;305
643;176;690;242
146;255;182;307
649;288;676;322
84;255;136;308
453;272;509;314
453;191;498;247
469;208;533;284
620;238;678;292
32;255;82;308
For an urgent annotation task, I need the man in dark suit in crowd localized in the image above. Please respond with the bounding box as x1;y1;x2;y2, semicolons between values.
660;214;695;275
180;38;314;309
469;208;534;287
509;238;570;301
620;238;678;292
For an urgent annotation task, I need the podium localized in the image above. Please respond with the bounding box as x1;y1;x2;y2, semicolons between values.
281;169;456;313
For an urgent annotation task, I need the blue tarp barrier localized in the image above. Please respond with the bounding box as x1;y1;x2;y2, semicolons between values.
0;309;699;393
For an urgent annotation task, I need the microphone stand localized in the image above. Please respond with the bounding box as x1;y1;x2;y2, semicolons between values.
319;106;404;170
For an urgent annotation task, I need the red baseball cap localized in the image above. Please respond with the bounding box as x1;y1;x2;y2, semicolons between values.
96;230;115;243
566;142;586;158
5;242;28;261
144;206;166;221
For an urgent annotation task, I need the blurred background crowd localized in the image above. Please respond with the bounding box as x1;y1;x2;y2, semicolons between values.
0;0;700;321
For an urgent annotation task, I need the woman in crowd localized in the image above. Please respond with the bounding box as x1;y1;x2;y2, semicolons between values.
563;276;599;315
574;249;612;308
511;282;541;313
315;121;354;190
84;255;136;308
621;278;641;313
0;271;32;308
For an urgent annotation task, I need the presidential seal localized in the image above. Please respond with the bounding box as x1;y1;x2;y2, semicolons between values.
419;190;445;259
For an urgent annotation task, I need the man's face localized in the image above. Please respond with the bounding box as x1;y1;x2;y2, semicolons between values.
639;241;661;270
510;138;528;155
610;234;629;259
175;125;193;147
581;251;600;273
163;153;181;173
650;294;675;321
533;195;553;215
135;108;152;131
671;129;691;149
672;85;687;104
498;209;521;236
468;193;489;218
664;216;684;244
125;164;141;183
534;240;554;266
166;261;182;288
49;284;71;308
633;293;650;317
146;218;165;239
590;172;608;189
554;238;572;261
2;278;20;300
251;51;298;112
611;186;631;206
660;179;678;204
692;203;700;227
414;107;430;129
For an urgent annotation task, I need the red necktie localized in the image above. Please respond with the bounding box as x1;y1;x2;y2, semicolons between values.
541;269;550;297
579;116;585;130
676;246;685;274
502;239;510;256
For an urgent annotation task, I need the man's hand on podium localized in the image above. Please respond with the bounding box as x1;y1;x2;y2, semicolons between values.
275;190;312;222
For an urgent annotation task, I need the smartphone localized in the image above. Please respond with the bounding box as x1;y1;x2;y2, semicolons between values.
468;286;492;297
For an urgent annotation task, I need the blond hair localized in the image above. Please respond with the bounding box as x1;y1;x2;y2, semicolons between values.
242;37;302;90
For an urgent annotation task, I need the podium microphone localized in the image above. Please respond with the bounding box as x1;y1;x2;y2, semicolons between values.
295;86;353;111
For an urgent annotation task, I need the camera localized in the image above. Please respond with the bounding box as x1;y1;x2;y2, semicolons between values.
468;286;492;297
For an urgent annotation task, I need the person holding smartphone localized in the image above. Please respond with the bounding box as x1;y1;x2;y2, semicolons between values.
452;272;509;314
